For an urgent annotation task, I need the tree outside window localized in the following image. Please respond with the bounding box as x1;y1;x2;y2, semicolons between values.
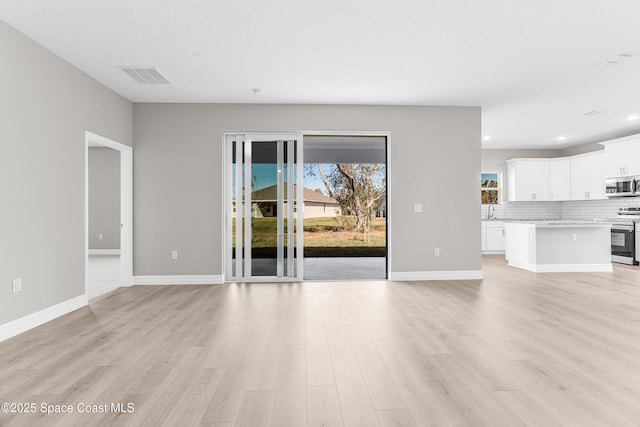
481;173;499;205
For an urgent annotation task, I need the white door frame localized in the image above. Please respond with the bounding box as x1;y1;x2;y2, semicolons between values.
84;131;133;301
223;132;304;282
222;130;391;281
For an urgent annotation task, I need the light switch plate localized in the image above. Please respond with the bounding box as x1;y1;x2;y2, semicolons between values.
12;278;21;293
414;204;423;213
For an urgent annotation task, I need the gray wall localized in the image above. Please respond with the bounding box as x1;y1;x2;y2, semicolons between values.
560;142;603;157
481;143;604;174
89;148;121;249
481;148;561;173
133;104;481;275
0;21;132;326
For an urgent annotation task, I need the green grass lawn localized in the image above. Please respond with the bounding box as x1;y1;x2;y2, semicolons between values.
234;217;387;257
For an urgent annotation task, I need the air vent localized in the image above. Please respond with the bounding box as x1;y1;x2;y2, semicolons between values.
119;67;171;84
593;53;633;68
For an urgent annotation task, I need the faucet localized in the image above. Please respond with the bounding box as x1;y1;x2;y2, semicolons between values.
488;205;496;219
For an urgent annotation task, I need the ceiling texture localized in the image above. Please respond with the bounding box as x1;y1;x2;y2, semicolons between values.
2;0;640;149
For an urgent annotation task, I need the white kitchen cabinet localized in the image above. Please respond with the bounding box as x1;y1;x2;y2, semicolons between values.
506;160;550;201
486;223;506;251
570;151;605;200
481;222;487;250
605;142;627;178
603;139;640;178
628;142;640;176
549;159;571;201
507;152;605;203
482;221;505;252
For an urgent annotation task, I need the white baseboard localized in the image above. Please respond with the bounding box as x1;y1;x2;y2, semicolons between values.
0;295;87;343
532;263;612;273
88;249;121;256
133;275;224;285
389;270;483;281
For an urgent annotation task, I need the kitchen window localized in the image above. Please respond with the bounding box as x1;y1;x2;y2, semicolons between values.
481;173;499;204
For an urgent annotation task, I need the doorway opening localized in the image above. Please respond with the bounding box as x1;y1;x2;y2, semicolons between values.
303;135;388;280
84;132;132;300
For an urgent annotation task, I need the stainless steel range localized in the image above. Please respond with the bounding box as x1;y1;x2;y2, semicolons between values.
609;208;640;265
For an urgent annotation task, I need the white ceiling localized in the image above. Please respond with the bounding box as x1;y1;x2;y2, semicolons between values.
2;0;640;149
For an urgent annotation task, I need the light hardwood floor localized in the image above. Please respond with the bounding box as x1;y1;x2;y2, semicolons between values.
1;255;640;426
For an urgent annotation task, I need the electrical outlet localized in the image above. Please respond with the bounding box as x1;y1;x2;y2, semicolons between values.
98;234;103;240
12;278;22;293
571;233;577;241
171;251;178;260
434;248;440;256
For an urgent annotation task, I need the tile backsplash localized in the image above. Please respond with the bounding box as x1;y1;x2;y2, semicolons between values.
481;198;640;220
562;198;640;220
481;202;561;220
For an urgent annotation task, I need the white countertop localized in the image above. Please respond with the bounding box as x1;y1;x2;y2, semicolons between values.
481;218;534;222
534;222;611;228
504;220;610;228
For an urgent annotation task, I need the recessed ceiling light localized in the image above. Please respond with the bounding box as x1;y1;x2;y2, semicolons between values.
483;135;491;141
627;114;639;121
252;88;263;95
557;136;566;141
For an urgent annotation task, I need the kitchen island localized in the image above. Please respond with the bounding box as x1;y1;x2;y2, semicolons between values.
505;221;612;272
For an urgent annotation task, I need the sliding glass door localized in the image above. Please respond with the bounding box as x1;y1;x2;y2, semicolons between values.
225;133;303;281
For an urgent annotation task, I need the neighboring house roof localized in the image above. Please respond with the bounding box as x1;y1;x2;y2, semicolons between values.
251;185;338;204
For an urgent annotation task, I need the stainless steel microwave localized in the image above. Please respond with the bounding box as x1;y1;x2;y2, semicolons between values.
605;177;637;197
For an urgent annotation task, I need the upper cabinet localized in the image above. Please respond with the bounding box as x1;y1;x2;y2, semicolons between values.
605;143;628;177
549;159;571;201
570;151;605;200
506;151;605;202
602;138;640;178
506;159;550;201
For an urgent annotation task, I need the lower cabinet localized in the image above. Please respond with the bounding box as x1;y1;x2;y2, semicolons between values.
481;221;505;252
